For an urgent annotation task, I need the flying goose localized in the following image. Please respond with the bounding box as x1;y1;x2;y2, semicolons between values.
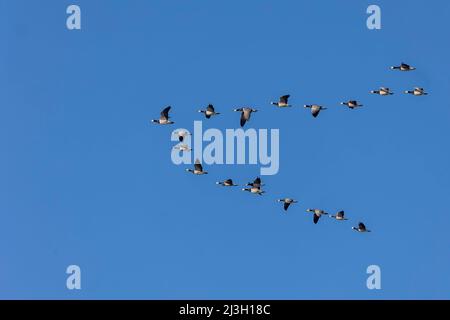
306;208;328;224
277;198;298;211
216;179;238;187
173;144;191;152
173;130;190;142
242;186;265;195
404;87;428;96
370;87;394;95
329;210;348;221
390;62;415;71
352;222;371;233
186;159;208;175
341;100;363;109
271;95;291;107
151;106;174;124
304;104;327;118
233;107;258;127
246;177;263;189
198;104;220;119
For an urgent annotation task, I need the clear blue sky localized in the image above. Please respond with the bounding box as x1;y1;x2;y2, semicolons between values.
1;0;450;299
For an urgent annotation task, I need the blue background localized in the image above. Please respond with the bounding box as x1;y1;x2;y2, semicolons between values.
1;0;450;299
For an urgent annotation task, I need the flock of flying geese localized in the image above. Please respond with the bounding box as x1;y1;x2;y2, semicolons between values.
151;62;426;233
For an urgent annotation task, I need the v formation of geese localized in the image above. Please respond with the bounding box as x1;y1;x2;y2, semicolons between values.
152;62;428;233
